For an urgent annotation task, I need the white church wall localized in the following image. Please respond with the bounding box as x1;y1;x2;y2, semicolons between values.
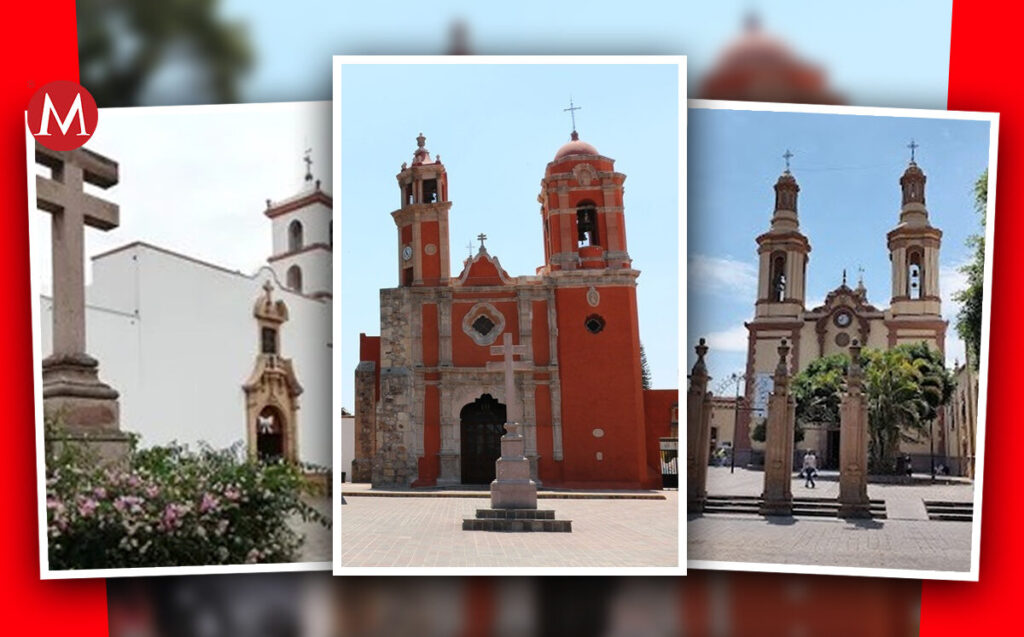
40;243;333;468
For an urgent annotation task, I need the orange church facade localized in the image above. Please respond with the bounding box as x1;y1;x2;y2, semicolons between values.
353;131;676;489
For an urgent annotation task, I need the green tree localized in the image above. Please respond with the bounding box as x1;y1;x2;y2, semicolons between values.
954;169;989;368
788;344;951;473
78;0;253;107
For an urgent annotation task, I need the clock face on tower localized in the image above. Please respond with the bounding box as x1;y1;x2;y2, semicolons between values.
402;244;413;261
834;311;852;328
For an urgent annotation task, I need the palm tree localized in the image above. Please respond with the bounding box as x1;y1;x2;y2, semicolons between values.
864;350;927;473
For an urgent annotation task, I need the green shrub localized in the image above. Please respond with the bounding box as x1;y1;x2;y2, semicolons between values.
45;433;329;570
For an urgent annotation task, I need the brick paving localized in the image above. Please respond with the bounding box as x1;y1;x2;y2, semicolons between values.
340;491;679;568
688;467;975;572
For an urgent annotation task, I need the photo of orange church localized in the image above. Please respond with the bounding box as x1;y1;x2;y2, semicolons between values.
335;57;684;570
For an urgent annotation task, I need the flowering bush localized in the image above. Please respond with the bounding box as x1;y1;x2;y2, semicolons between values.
45;432;330;570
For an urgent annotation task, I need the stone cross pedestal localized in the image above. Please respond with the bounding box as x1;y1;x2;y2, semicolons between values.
490;422;537;509
463;333;570;532
760;339;795;516
838;340;872;518
36;144;130;460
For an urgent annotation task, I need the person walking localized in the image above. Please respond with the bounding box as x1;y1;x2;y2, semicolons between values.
801;450;818;488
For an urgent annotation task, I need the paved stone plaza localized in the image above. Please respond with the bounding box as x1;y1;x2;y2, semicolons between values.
688;467;975;572
340;488;679;567
294;496;332;563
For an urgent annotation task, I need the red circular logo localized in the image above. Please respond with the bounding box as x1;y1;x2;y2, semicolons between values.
27;80;98;151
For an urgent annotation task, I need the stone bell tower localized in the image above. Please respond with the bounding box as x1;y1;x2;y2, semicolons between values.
887;147;943;317
541;124;650;487
885;143;946;354
754;156;811;319
393;133;452;287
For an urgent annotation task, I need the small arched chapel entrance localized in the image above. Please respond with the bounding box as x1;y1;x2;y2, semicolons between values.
460;394;506;484
244;281;303;463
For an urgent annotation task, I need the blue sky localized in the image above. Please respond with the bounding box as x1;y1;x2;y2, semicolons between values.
222;1;952;110
687;107;992;391
338;62;680;410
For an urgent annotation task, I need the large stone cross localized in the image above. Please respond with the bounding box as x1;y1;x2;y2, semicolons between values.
486;333;530;423
36;143;119;358
35;143;128;457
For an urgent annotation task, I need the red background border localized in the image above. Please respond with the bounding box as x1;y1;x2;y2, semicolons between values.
0;1;1008;633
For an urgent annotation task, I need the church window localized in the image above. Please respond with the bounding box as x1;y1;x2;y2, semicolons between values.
287;265;303;293
584;314;606;334
770;253;787;302
576;201;599;247
423;178;438;203
288;220;304;252
907;250;923;299
472;315;495;336
261;327;277;354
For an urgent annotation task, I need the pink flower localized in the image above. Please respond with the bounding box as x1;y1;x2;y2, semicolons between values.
224;486;241;501
199;492;219;514
145;485;160;498
160;503;188;530
93;487;107;499
76;497;99;518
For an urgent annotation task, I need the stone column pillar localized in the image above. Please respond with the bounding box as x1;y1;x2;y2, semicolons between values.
686;338;712;514
838;340;871;518
760;340;795;516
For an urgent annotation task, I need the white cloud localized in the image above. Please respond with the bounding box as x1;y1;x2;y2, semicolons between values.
705;324;749;353
940;260;971;367
688;254;757;298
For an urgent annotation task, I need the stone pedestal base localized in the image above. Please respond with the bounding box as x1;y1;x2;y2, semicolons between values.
759;497;793;517
490;423;537;509
48;429;133;465
838;501;873;519
463;508;572;532
463;422;571;532
43;354;129;463
42;353;120;429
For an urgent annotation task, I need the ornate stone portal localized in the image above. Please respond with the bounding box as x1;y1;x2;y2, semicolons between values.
838;340;871;518
37;144;131;461
243;282;302;463
760;339;795;516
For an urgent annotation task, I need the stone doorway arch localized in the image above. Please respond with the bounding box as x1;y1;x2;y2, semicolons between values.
459;394;506;484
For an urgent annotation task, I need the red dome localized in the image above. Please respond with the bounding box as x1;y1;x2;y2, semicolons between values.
554;132;598;160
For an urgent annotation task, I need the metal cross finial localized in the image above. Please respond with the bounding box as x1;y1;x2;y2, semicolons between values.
303;147;313;182
783;149;794;172
477;232;487;250
466;241;474;258
564;97;582;132
907;139;919;162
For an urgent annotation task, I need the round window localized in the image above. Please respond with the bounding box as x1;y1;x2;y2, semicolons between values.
584;314;605;334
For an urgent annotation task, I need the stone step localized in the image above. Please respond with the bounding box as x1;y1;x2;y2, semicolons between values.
702;496;886;519
474;508;556;520
462;518;572;532
923;501;973;522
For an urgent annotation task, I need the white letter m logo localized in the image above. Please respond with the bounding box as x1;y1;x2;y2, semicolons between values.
35;92;90;137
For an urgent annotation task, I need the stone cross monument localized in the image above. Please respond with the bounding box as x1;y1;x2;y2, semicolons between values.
486;333;535;509
760;339;795;516
36;143;130;459
687;338;712;514
463;332;571;532
838;340;872;518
